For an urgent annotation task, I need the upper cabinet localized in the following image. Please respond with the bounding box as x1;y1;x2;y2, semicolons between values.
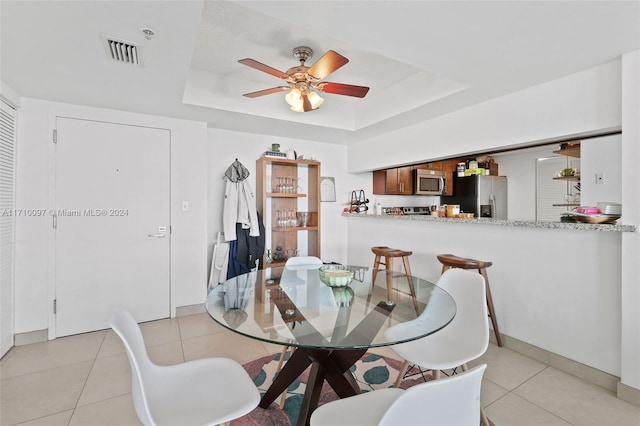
372;159;461;196
373;166;413;195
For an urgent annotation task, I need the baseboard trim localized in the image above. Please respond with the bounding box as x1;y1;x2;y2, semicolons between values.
14;329;48;346
176;303;205;317
493;333;639;407
618;382;640;406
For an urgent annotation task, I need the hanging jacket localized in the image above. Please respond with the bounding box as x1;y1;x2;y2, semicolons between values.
227;214;265;279
223;177;260;241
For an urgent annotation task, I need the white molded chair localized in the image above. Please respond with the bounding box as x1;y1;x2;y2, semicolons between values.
284;255;323;268
310;364;487;426
110;309;260;426
274;255;324;407
384;267;490;424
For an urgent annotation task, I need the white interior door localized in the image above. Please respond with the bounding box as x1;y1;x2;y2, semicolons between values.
54;117;170;337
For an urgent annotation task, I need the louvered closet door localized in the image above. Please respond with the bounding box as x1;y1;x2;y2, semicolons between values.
0;101;16;357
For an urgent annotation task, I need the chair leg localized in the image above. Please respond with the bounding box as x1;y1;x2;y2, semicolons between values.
275;345;289;375
385;256;394;300
278;346;296;409
394;360;409;388
480;268;503;347
481;408;490;426
401;256;419;315
371;255;381;285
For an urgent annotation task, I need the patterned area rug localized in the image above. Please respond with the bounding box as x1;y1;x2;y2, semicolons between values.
231;351;486;426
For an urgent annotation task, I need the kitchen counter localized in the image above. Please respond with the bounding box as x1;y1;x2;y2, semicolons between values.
341;212;637;232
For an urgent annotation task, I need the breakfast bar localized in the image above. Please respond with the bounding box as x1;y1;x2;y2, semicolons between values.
343;211;636;395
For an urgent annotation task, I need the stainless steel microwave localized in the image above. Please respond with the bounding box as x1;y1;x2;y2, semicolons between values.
414;169;446;195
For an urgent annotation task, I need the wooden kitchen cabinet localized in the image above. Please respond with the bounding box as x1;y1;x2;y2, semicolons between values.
373;166;413;195
440;159;459;196
256;157;321;267
413;162;443;171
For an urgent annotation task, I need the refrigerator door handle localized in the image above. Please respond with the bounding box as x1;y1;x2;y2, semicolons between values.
490;194;496;218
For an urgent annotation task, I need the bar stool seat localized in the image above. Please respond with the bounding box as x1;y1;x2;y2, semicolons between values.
371;246;419;314
437;254;503;347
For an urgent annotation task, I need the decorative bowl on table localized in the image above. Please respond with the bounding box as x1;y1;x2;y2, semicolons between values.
318;265;354;288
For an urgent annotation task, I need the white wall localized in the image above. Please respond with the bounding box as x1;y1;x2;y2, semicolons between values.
349;59;622;172
346;56;640;394
580;134;623;207
14;98;208;334
346;217;623;376
620;50;640;392
206;128;369;270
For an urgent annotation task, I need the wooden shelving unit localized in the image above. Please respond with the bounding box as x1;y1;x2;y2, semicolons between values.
553;142;581;211
553;146;581;158
256;157;321;267
552;175;581;182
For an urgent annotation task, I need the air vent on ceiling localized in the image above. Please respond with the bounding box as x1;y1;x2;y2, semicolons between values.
101;35;142;66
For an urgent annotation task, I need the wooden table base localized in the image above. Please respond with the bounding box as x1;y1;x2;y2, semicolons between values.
259;301;395;426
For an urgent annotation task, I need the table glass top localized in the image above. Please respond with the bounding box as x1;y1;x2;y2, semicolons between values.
205;266;456;350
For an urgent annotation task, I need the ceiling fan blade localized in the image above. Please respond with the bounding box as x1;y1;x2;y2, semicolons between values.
307;50;349;80
302;94;313;112
319;82;370;98
242;87;290;98
238;58;289;79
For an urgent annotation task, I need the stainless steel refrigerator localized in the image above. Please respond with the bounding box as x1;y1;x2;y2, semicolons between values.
443;175;508;219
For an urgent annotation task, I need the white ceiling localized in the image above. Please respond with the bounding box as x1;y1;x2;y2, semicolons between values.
1;1;639;144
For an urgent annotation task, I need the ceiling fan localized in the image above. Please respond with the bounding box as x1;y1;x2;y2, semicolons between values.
238;46;370;112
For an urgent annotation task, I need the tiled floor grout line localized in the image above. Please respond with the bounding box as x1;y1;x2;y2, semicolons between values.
67;330;108;424
507;365;578;426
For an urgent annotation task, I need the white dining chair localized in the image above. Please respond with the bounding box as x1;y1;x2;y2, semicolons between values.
274;255;324;407
384;267;490;424
284;255;323;268
310;363;487;426
110;309;260;426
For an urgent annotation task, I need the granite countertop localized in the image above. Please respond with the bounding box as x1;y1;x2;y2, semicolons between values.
341;212;637;232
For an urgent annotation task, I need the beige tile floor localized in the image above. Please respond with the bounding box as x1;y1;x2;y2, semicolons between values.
1;312;639;426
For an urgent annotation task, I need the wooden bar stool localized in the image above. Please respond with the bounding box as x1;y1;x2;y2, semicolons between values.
437;254;503;347
371;246;419;314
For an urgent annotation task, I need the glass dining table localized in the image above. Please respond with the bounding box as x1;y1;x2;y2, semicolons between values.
205;265;456;426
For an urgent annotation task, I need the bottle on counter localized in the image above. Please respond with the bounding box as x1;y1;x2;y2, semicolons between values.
375;202;382;215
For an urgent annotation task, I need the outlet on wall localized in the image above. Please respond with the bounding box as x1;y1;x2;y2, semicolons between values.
182;201;189;211
595;173;605;184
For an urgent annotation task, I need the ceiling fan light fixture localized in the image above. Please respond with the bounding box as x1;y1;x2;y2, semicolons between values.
285;88;302;107
308;91;324;108
239;46;368;112
286;88;324;112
